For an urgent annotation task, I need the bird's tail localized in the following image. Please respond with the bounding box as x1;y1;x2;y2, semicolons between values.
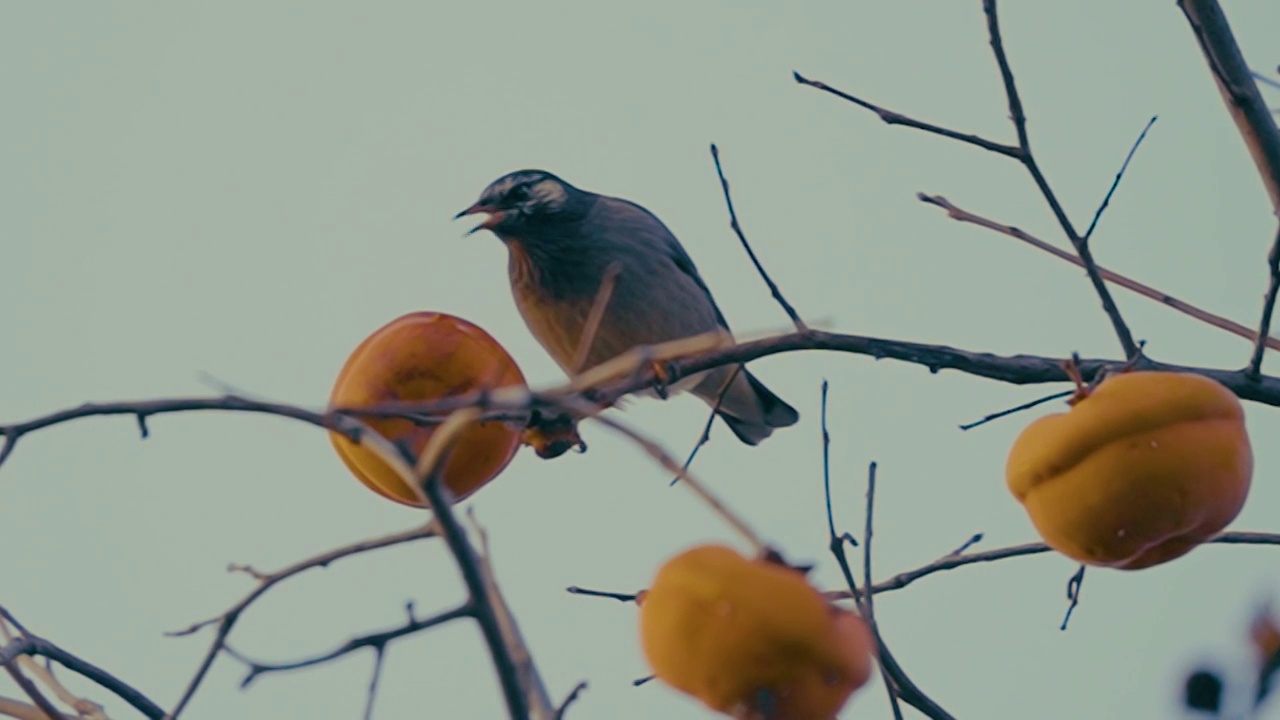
694;365;800;446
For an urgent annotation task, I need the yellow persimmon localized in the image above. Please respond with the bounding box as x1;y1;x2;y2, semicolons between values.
1006;370;1252;570
328;311;526;508
638;544;874;719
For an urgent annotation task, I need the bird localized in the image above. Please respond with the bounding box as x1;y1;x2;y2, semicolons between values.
454;169;800;446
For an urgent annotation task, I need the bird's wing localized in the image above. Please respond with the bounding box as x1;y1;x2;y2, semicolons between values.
605;197;733;332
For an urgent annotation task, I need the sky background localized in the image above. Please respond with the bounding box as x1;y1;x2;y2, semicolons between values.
3;1;1280;718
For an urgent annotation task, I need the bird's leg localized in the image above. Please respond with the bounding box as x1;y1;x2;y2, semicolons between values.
648;356;671;400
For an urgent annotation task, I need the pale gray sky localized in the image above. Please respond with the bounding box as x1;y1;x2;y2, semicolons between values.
3;2;1280;718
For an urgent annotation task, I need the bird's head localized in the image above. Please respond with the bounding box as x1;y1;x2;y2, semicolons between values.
454;170;588;238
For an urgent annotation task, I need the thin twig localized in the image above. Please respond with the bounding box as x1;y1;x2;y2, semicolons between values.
1083;115;1158;242
1249;224;1280;377
364;647;385;720
1254;70;1280;92
564;587;638;603
920;193;1280;353
818;395;951;719
861;463;904;720
710;143;807;331
554;682;588;719
669;365;742;487
165;523;436;718
959;390;1073;431
570;262;623;374
1060;566;1086;631
559;395;770;557
225;604;472;686
793;72;1021;158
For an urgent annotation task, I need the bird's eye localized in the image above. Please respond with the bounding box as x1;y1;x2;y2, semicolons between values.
509;185;532;203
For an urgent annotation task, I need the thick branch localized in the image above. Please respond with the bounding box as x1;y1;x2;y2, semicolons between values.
5;332;1280;470
420;469;531;720
1179;0;1280;214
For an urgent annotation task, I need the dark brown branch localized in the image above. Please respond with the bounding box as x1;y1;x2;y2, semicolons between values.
1179;0;1280;214
226;604;472;686
983;0;1139;358
792;72;1021;159
1250;224;1280;377
0;613;164;719
165;523;436;718
709;143;808;331
420;467;529;720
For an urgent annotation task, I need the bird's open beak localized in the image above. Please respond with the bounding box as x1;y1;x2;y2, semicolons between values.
453;202;504;236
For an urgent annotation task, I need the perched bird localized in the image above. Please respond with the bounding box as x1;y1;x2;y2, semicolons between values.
454;169;799;445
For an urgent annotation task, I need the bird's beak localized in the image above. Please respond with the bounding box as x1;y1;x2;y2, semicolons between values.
453;202;504;236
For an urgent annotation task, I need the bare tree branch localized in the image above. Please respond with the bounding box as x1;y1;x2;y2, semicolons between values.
225;604;472;686
1179;0;1280;214
792;71;1021;158
982;0;1138;357
6;332;1280;480
820;389;953;720
0;610;163;720
819;531;1280;602
919;193;1280;353
164;523;436;717
1083;115;1158;242
710;143;808;331
1250;224;1280;377
798;1;1141;357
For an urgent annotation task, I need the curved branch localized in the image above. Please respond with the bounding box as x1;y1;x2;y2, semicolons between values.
165;523;437;717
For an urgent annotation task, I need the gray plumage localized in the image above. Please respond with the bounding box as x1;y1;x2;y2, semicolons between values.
455;169;799;445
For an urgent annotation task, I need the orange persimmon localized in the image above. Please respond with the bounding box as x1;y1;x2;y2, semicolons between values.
328;311;526;508
1006;370;1252;570
638;544;874;719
